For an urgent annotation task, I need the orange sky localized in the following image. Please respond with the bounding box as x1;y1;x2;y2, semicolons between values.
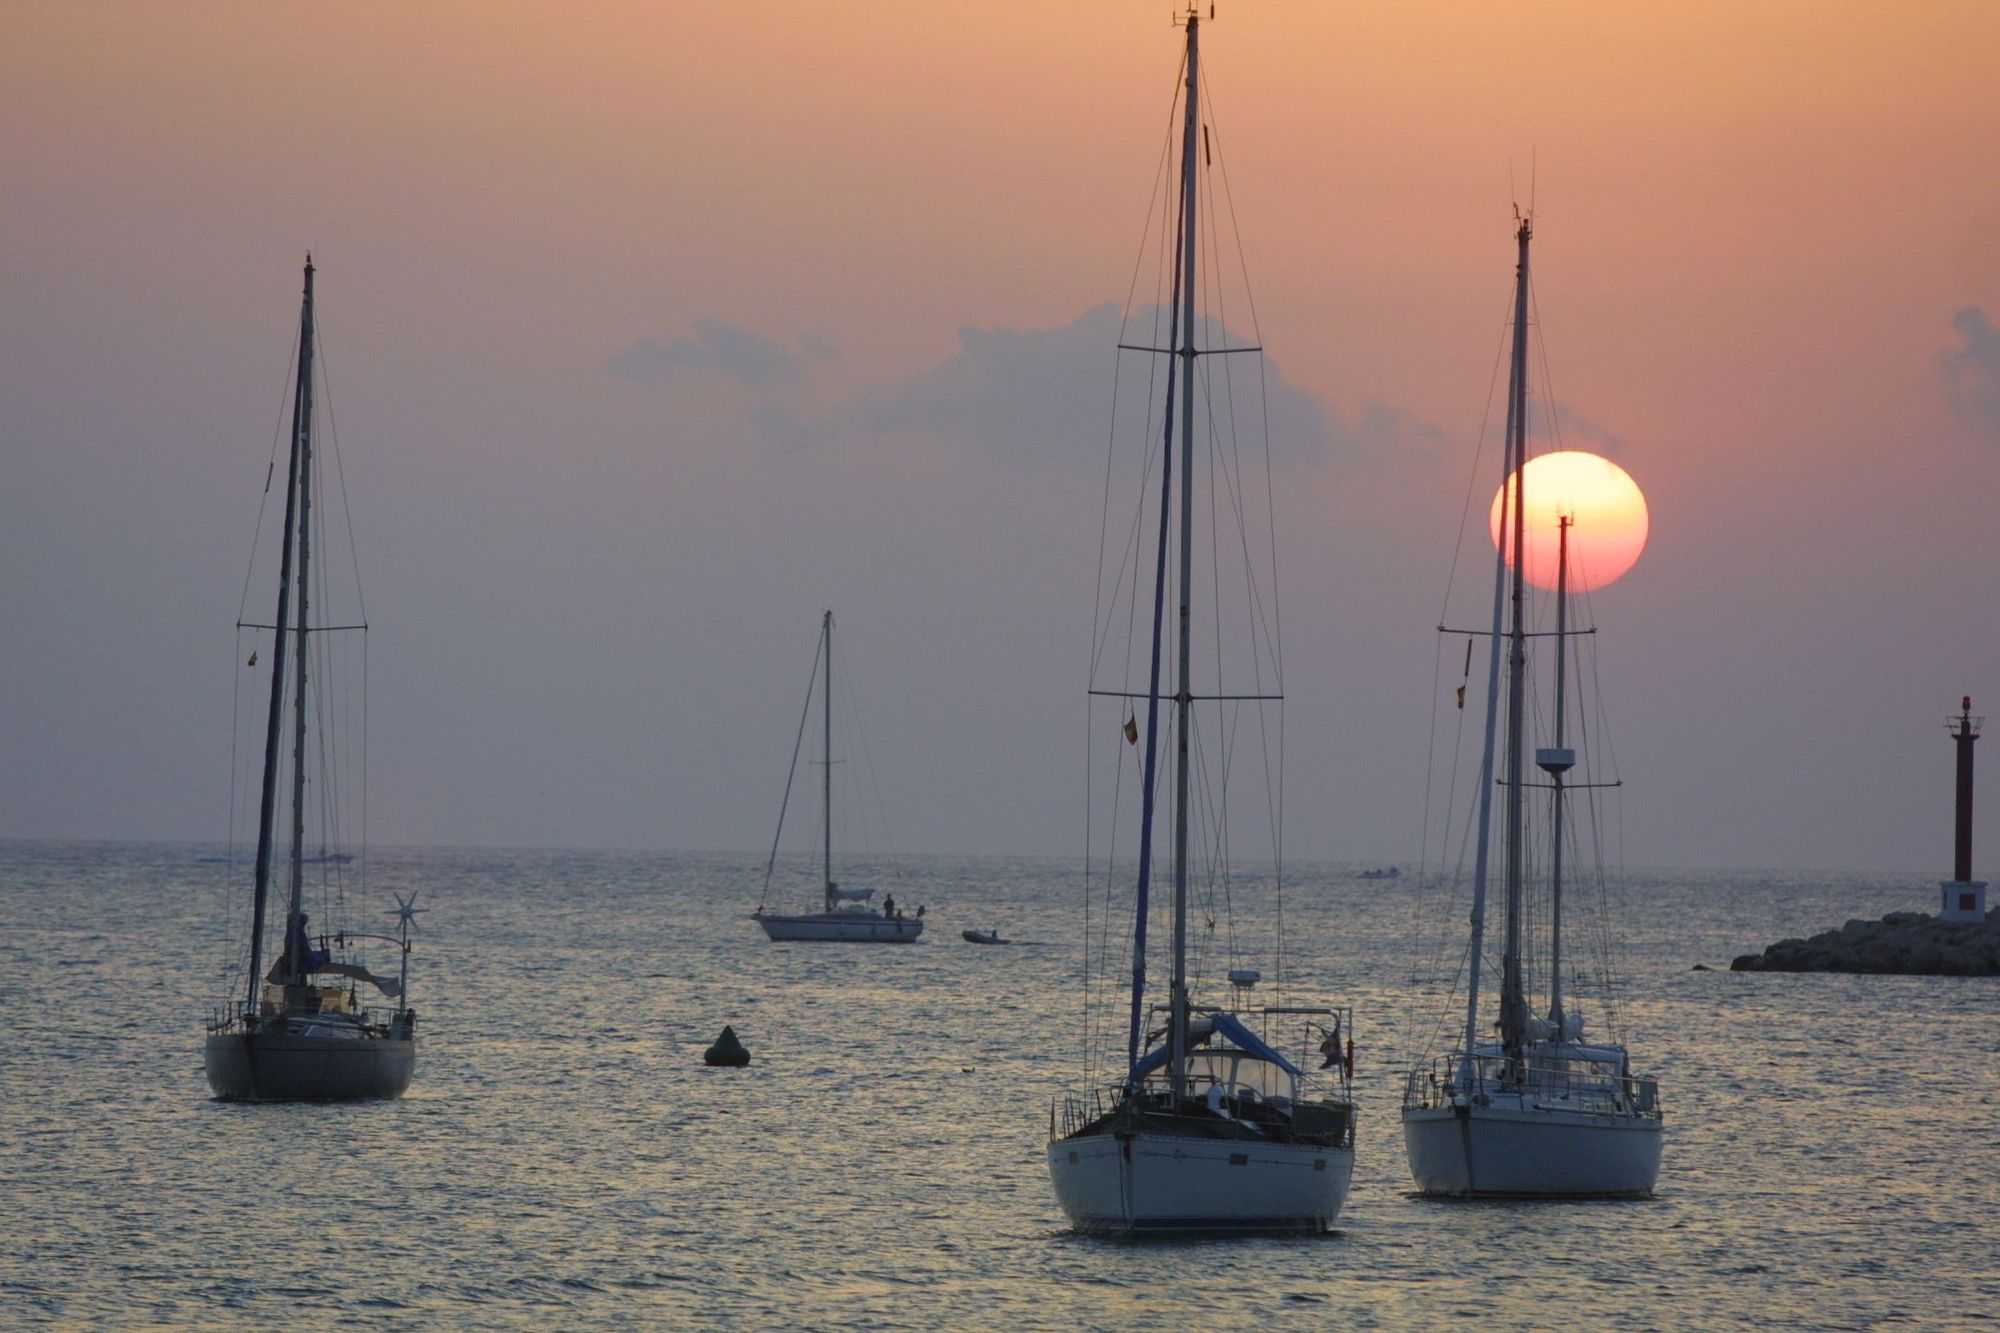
6;2;2000;869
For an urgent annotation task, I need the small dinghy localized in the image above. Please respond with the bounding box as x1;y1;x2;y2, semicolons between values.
962;929;1008;945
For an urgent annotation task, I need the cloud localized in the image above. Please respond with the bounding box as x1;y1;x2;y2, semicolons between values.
605;318;809;388
1345;400;1452;461
1543;401;1627;455
1941;305;2000;436
841;303;1434;469
842;304;1128;463
605;305;1449;470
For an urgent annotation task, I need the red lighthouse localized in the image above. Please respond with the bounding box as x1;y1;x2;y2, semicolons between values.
1941;696;1989;923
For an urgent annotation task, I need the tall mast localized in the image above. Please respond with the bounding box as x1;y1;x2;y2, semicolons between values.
1166;7;1201;1103
284;257;319;986
822;610;834;913
243;257;314;1009
1546;514;1573;1033
1120;12;1196;1081
1499;217;1532;1066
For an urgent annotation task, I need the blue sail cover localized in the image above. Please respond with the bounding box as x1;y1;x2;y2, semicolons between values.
288;912;332;972
1129;1011;1306;1083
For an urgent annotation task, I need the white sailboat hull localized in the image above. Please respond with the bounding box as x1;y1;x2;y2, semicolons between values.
203;1029;415;1102
756;912;923;943
1047;1131;1354;1235
1402;1103;1661;1198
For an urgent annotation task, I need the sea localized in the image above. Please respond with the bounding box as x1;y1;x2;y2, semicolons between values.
1;840;1994;1329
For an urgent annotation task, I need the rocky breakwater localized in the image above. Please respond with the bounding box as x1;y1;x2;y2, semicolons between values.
1732;909;2000;976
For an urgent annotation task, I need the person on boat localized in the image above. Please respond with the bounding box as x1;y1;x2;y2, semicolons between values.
883;894;896;918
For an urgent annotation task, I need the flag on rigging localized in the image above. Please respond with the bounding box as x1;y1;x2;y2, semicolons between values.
1455;685;1465;710
247;650;258;667
1318;1015;1343;1070
1123;714;1139;745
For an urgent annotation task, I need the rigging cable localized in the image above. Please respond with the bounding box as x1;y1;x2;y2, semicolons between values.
1402;289;1514;1065
318;326;372;937
1196;64;1286;1000
1084;73;1184;1086
757;628;824;913
222;320;305;996
835;632;903;882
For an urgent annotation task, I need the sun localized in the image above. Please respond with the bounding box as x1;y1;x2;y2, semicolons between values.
1488;451;1649;592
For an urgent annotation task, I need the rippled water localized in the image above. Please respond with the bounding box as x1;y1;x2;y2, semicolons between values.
2;841;1994;1328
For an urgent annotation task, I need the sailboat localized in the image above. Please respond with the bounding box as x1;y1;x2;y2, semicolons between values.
753;611;923;943
203;259;418;1102
1045;9;1356;1236
1399;218;1662;1196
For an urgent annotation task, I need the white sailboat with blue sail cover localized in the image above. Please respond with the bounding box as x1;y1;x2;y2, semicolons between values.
203;259;418;1102
1045;8;1356;1236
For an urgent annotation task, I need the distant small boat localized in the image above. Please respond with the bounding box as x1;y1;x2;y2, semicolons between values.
751;611;924;943
1358;866;1401;881
962;929;1008;945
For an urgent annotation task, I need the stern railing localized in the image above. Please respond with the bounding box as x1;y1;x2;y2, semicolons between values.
1403;1053;1662;1120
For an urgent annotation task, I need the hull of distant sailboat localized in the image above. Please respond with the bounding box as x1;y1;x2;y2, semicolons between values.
1047;1130;1354;1235
204;1027;415;1102
756;912;923;943
1402;1103;1661;1197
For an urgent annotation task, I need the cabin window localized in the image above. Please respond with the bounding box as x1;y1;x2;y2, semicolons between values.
1960;892;1977;911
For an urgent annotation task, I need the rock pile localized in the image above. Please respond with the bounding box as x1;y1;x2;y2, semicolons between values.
1731;909;2000;976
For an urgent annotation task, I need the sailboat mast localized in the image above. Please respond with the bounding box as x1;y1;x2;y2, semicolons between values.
822;610;834;914
284;257;319;986
1547;515;1572;1032
242;258;313;1009
1167;8;1201;1102
1500;218;1532;1064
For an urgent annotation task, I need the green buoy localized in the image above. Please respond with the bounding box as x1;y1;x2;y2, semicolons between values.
704;1025;750;1067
